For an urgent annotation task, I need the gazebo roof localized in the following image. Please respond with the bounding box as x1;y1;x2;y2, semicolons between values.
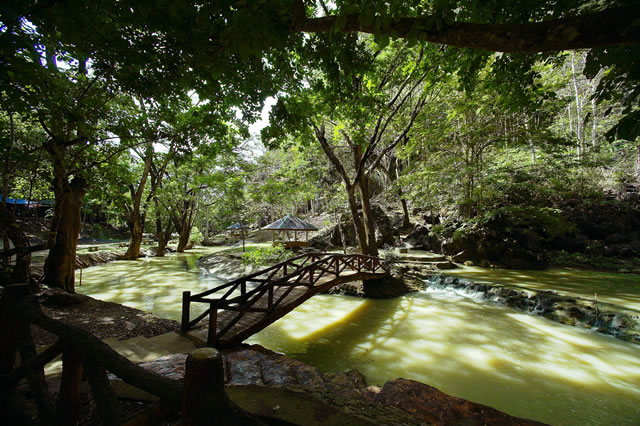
226;222;249;230
262;214;318;231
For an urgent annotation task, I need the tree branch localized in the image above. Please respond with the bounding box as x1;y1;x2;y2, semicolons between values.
314;125;353;188
297;6;640;52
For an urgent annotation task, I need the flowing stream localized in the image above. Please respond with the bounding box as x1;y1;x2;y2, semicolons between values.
77;248;640;425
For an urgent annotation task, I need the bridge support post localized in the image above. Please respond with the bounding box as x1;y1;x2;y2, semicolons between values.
181;291;191;331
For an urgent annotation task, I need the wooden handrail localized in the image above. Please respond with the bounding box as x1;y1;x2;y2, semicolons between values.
1;287;185;425
1;285;262;425
191;253;310;298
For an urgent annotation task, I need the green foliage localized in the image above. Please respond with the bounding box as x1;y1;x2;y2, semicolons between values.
551;251;640;274
429;224;446;239
241;245;293;267
190;226;204;245
476;206;575;238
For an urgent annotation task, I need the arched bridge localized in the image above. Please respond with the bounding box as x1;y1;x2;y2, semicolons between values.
181;252;389;348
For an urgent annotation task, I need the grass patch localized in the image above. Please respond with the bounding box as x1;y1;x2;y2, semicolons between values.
549;251;640;274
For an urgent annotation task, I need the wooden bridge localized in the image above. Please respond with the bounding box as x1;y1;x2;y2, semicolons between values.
181;252;389;348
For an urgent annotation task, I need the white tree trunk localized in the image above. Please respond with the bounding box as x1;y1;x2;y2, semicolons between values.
571;52;584;161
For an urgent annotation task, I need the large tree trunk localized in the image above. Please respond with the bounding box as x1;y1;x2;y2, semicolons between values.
122;143;154;261
43;176;85;293
155;199;173;258
357;174;378;256
122;212;144;260
345;185;369;255
176;230;190;253
400;196;410;228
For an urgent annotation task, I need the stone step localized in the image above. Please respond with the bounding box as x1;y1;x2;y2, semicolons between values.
103;335;173;364
397;255;447;263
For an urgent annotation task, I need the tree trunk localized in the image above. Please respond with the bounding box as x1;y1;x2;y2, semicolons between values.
122;212;144;260
635;142;640;185
177;230;190;253
43;162;85;293
400;197;410;227
393;159;410;227
44;177;85;293
524;117;536;164
345;185;368;255
357;174;378;255
591;97;597;150
155;199;173;257
571;51;584;161
122;143;154;260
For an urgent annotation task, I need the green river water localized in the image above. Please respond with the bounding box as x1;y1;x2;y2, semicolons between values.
77;247;640;425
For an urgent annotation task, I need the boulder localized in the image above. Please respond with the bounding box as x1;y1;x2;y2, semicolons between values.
134;346;543;425
422;211;440;225
367;378;544;426
371;205;396;248
362;275;416;298
403;225;440;250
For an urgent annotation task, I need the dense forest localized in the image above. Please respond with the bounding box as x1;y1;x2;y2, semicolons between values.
2;1;639;291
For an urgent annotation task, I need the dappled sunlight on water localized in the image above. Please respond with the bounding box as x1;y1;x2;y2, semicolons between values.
248;290;640;425
447;266;640;311
78;251;640;425
77;247;227;320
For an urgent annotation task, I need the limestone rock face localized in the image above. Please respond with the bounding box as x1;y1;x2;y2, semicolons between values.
371;204;396;248
403;225;440;251
309;205;397;250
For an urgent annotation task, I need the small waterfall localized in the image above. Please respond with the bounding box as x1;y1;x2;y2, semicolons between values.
422;274;640;344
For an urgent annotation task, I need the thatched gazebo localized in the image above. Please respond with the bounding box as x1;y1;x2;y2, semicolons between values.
262;214;318;248
226;222;249;251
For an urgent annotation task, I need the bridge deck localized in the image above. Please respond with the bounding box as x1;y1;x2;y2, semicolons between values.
182;253;388;347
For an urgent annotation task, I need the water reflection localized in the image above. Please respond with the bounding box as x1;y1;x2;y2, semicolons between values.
77;247;227;320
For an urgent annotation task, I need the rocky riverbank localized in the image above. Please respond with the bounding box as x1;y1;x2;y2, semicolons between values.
424;274;640;344
124;344;544;425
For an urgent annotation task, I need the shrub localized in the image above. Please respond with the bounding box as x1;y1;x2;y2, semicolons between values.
190;226;204;245
241;245;292;266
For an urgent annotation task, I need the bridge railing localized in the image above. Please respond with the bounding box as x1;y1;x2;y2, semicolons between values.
1;284;263;425
181;252;386;346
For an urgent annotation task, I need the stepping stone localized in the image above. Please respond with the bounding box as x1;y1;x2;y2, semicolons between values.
147;331;201;353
